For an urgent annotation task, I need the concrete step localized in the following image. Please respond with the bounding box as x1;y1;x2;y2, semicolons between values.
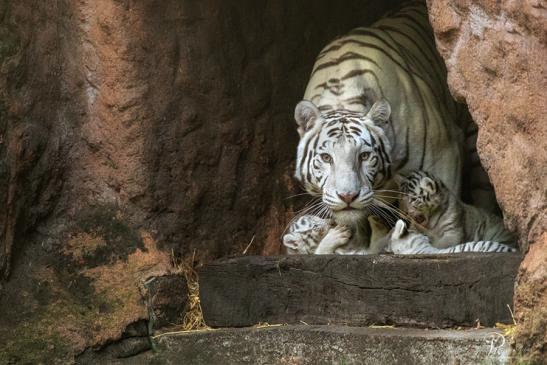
121;325;511;365
199;254;520;328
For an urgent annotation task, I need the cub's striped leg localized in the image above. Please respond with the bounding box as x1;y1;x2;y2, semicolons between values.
443;241;518;253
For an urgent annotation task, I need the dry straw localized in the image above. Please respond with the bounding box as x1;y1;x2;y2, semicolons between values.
171;249;209;332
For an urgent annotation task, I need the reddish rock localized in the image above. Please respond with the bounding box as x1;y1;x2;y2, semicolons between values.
0;0;401;362
427;1;547;361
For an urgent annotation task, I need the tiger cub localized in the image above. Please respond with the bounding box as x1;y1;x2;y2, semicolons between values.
283;215;389;255
395;170;516;249
387;220;517;254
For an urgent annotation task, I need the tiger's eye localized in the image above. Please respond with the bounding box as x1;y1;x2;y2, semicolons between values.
320;153;332;163
360;151;371;161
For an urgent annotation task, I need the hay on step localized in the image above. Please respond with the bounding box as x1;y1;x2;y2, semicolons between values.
172;250;209;332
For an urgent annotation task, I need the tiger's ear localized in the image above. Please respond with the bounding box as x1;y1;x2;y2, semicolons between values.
295;100;321;137
366;98;391;126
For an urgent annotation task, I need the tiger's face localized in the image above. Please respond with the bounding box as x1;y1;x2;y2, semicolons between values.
294;99;393;223
396;170;446;226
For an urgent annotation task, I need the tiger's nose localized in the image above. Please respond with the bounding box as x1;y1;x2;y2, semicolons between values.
337;192;358;204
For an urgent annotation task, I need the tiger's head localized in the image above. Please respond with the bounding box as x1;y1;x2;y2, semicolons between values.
294;99;393;224
395;170;447;226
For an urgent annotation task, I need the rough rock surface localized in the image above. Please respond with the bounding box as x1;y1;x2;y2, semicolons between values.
0;0;402;363
126;326;511;365
426;0;546;361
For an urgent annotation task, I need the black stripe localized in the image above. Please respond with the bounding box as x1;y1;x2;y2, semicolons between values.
379;28;446;123
378;26;428;169
306;149;314;184
347;31;421;74
299;135;315;181
377;25;446;104
312;51;380;75
340;69;385;98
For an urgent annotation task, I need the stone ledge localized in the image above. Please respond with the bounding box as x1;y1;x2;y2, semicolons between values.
200;254;521;328
123;325;510;365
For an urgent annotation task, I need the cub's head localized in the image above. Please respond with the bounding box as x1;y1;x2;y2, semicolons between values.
294;99;393;224
395;170;447;226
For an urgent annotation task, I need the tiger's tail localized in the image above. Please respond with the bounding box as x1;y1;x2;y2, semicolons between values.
445;240;518;253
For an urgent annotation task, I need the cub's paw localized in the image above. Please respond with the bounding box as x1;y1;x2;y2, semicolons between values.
325;225;352;245
315;225;352;254
390;219;408;240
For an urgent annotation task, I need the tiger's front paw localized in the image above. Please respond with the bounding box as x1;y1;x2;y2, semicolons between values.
315;225;352;254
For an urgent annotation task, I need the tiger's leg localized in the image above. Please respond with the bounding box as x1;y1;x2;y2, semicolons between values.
368;215;390;253
315;226;352;254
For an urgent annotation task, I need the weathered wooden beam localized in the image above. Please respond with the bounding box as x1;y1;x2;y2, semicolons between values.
199;254;521;328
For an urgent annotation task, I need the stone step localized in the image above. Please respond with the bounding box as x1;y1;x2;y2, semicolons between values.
125;325;511;365
199;253;520;328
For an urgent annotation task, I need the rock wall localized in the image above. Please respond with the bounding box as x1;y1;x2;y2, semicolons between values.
0;0;401;362
426;0;546;362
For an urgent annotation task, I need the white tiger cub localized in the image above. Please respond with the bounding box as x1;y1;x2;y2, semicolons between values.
387;220;517;254
283;215;389;255
395;170;516;249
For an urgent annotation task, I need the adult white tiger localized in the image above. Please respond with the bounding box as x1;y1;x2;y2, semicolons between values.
287;1;465;254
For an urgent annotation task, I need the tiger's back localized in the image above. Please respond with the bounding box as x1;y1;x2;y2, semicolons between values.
303;1;464;195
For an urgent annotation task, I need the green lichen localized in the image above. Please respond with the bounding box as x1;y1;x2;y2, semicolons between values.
0;309;72;365
0;204;153;364
73;205;145;268
0;260;143;364
1;332;71;365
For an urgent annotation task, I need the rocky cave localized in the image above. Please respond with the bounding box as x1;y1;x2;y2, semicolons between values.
0;0;545;364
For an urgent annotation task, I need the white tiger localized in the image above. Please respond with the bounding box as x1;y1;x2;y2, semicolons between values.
387;220;517;254
395;170;516;249
285;1;465;254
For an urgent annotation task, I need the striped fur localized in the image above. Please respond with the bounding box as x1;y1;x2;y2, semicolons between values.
291;1;466;253
388;220;517;254
396;170;516;249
